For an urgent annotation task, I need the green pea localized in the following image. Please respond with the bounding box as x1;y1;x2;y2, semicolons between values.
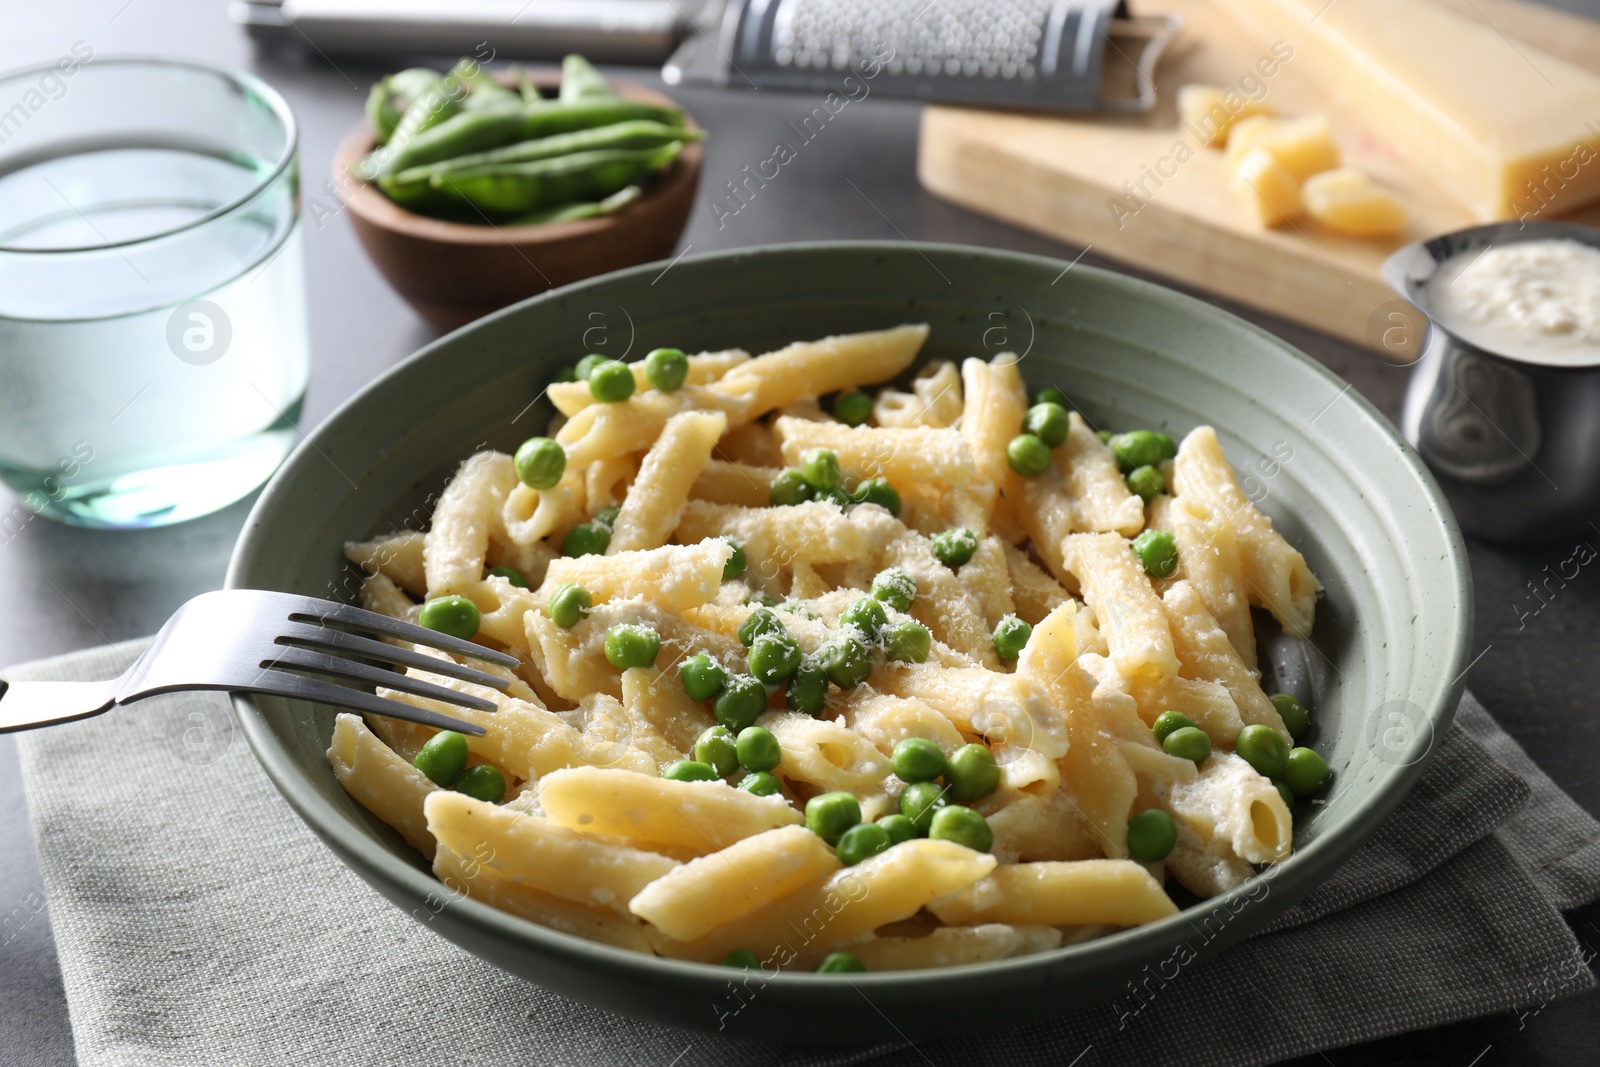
835;821;891;866
587;360;635;402
1162;726;1212;764
833;389;873;426
1236;723;1291;779
891;737;947;783
747;590;780;608
850;477;901;516
1153;432;1178;461
594;503;621;528
883;620;932;664
946;743;1000;803
547;582;592;629
1109;430;1167;472
816;951;866;973
785;660;828;715
1007;433;1052;477
693;725;739;776
662;759;718;782
721;538;746;581
603;623;660;669
513;436;567;489
992;614;1032;661
819;635;873;689
805;790;861;845
1151;710;1197;745
1273;779;1296;809
1033;387;1068;408
1023;402;1071;448
839;596;888;638
1131;528;1179;579
486;565;527;588
929;527;977;568
737;770;783;796
735;726;782;772
737;607;785;647
680;653;727;702
713;675;768;731
1270;692;1311;739
723;949;761;968
1283;746;1330;796
1097;429;1114;444
899;780;947;833
562;522;610;557
574;353;609;380
643;347;688;392
413;730;469;786
1126;809;1177;863
929;805;993;852
419;595;480;640
801;448;841;491
768;467;813;506
1126;464;1165;503
871;567;916;612
747;632;802;685
876;813;918;845
453;764;506;803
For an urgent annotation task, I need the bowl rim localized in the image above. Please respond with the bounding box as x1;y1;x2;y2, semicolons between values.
331;74;703;247
229;239;1473;993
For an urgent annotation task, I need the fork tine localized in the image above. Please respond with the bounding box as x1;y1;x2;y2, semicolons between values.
276;622;513;692
249;671;487;735
263;646;499;713
294;601;520;669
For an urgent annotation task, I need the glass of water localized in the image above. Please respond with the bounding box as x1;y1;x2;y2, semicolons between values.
0;56;309;528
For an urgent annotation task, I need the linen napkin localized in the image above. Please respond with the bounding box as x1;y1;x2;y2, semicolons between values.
13;639;1600;1067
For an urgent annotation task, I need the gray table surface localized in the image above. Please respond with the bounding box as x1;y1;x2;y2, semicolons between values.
4;2;1600;1064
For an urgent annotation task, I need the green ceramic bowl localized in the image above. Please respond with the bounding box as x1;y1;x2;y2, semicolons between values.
228;242;1472;1043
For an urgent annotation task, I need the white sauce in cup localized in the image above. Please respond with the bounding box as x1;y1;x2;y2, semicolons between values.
1426;238;1600;366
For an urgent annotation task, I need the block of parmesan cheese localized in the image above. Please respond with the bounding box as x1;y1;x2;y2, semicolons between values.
1218;0;1600;221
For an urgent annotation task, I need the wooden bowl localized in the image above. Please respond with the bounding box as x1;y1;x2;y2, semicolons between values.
333;76;701;332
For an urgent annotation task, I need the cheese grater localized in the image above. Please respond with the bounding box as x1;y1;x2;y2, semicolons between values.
663;0;1181;112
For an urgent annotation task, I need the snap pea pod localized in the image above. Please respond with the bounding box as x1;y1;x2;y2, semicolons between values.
507;184;641;226
365;67;442;145
560;53;614;102
383;120;701;200
432;142;682;215
356;58;476;178
382;99;685;178
460;63;521;111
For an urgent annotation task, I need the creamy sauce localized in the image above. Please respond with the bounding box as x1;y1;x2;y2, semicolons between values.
1426;238;1600;366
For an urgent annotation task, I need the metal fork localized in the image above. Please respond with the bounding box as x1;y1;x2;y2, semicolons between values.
0;589;519;736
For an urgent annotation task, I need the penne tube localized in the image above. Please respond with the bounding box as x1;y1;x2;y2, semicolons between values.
927;859;1179;927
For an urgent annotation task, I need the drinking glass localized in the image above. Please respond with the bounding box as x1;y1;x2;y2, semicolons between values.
0;56;309;529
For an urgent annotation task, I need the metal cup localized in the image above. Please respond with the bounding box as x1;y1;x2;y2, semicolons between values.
1386;221;1600;545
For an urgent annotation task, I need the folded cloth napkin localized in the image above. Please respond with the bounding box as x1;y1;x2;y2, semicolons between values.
14;639;1600;1067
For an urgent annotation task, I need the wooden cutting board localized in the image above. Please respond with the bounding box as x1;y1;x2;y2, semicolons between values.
917;0;1600;357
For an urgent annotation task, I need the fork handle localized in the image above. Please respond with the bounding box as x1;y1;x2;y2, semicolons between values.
0;679;119;733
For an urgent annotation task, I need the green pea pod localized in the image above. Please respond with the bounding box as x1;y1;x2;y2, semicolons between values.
433;142;682;215
391;120;701;187
364;68;441;144
514;67;542;104
355;59;477;178
508;185;641;226
379;103;528;176
460;60;520;111
559;53;614;102
520;99;683;140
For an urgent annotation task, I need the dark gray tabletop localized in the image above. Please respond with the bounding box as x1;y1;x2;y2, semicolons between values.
4;3;1599;1065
